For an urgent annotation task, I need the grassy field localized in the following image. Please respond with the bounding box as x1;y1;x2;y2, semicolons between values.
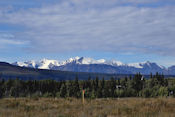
0;98;175;117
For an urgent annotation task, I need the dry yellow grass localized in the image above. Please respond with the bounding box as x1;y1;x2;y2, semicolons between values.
0;97;175;117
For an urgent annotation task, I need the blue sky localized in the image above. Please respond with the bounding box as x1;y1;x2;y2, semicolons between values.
0;0;175;67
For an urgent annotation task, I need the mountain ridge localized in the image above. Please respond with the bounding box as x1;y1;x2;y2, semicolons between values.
0;62;119;80
12;57;175;75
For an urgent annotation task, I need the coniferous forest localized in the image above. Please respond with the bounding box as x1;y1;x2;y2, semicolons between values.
0;73;175;98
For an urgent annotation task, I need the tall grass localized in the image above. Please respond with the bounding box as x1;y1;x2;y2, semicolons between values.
0;98;175;117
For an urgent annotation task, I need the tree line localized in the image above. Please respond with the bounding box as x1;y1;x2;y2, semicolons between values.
0;73;175;98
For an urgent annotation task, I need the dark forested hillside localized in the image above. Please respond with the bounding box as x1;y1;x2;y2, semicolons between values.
0;62;120;80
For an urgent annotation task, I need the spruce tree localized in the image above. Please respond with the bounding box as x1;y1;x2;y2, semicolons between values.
60;83;67;98
73;76;80;98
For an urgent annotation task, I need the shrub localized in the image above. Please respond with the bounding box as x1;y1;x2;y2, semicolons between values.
140;88;152;98
43;92;53;98
158;87;168;97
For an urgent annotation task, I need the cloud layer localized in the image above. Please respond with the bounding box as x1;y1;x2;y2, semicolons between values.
0;0;175;56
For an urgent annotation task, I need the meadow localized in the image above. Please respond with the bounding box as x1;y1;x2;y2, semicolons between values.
0;97;175;117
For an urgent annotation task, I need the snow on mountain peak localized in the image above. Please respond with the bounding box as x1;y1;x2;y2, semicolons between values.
38;58;60;69
105;60;123;66
65;56;80;63
12;57;165;71
76;57;105;64
73;57;124;66
12;57;124;69
14;61;28;67
128;61;159;69
128;63;143;68
77;57;93;64
75;56;80;60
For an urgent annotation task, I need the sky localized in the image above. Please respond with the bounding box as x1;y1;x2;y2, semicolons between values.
0;0;175;67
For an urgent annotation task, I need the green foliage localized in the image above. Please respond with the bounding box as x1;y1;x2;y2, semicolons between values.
151;86;160;97
0;73;174;98
60;83;67;98
90;90;96;99
115;89;125;97
72;77;80;98
124;88;137;97
158;87;168;97
140;88;152;98
43;92;53;98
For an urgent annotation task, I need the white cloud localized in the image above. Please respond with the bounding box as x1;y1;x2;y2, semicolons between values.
0;33;28;48
0;1;175;56
0;39;26;45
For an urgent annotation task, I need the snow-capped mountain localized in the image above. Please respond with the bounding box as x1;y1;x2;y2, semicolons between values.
13;59;60;69
12;57;174;75
13;60;36;68
13;57;124;69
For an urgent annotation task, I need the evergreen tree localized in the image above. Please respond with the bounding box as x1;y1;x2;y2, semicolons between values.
60;83;67;98
72;76;80;98
131;73;144;95
67;80;74;97
110;77;116;97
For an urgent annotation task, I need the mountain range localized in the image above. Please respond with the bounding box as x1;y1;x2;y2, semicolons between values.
12;57;175;75
0;62;118;80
